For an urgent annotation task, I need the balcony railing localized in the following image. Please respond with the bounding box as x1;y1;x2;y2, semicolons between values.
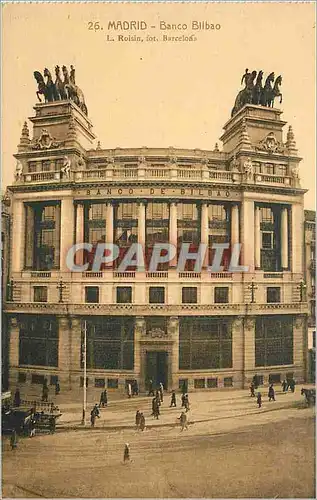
16;165;298;188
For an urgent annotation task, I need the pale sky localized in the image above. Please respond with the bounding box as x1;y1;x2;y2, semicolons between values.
2;2;316;209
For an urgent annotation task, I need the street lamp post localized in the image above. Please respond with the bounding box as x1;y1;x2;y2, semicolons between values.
81;319;87;426
248;279;258;303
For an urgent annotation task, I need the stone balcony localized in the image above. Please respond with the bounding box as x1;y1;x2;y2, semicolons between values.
3;301;308;317
17;165;298;189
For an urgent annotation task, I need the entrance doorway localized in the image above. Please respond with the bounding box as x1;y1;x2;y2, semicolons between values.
145;351;168;389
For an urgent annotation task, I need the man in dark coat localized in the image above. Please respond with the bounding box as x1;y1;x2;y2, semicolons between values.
55;381;60;396
13;388;21;407
123;443;130;463
282;380;287;392
257;392;262;408
250;382;255;397
289;379;296;393
181;393;186;408
135;410;141;430
170;390;177;407
268;384;275;402
139;413;145;431
132;380;139;396
42;384;49;402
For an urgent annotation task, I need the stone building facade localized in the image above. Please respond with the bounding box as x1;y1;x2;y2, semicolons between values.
4;97;308;394
304;209;315;382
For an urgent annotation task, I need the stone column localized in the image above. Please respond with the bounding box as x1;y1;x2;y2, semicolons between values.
231;204;239;246
70;316;82;387
138;202;146;249
11;200;25;273
243;316;256;387
106;203;114;244
293;316;306;381
169;202;178;267
241;198;255;271
75;203;85;266
60;198;75;272
9;316;19;368
254;205;261;270
200;203;209;268
58;315;71;389
168;316;180;389
134;316;145;384
232;316;244;388
281;207;289;270
291;203;303;274
25;205;34;268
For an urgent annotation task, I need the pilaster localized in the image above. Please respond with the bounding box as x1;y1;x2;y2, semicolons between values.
243;316;256;387
232;316;244;387
134;316;145;380
167;316;179;389
70;317;82;383
169;202;178;267
58;315;71;389
60;198;75;272
241;198;255;271
9;316;20;388
11;201;25;273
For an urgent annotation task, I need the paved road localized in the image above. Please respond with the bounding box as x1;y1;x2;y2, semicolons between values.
2;388;315;498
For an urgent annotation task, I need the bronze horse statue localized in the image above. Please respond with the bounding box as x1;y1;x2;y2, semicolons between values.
231;70;257;116
260;72;275;107
44;68;59;101
54;65;67;100
62;65;88;114
252;70;263;105
34;71;50;102
271;75;283;107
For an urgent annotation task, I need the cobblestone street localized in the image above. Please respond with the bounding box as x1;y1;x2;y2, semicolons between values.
2;388;315;498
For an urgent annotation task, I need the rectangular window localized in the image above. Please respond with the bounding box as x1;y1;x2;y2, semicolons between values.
207;378;218;388
33;286;48;303
116;287;132;304
182;287;197;304
31;374;45;384
95;378;105;388
255;316;293;367
267;287;281;303
19;316;58;367
107;378;118;389
42;161;51;172
85;287;99;304
209;204;227;221
179;379;188;391
262;232;274;249
29;162;37;173
265;164;274;175
261;208;274;223
214;287;229;304
149;287;165;304
224;377;233;387
313;331;316;349
89;203;106;220
179;318;232;370
269;373;281;384
194;378;205;389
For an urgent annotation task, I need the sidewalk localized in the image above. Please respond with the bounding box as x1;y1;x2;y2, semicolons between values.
54;385;313;431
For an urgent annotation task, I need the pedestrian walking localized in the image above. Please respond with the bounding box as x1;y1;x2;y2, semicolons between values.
155;390;161;406
153;398;160;419
178;411;188;431
55;381;60;396
127;383;132;398
159;382;164;403
135;410;141;430
10;429;18;450
29;413;36;438
13;388;21;407
123;443;130;463
139;413;145;431
252;374;259;390
148;379;154;397
282;379;287;392
250;382;255;397
184;394;190;412
151;396;156;416
103;389;108;406
268;384;275;402
170;390;177;407
99;390;105;408
257;392;262;408
90;411;96;427
181;393;186;408
289;378;296;393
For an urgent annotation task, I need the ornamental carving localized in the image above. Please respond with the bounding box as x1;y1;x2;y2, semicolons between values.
135;317;146;336
244;317;255;330
30;128;63;150
243;157;254;178
255;132;285;154
15;161;23;181
294;317;304;329
148;328;167;338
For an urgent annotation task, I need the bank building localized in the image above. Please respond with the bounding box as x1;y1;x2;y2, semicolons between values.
4;68;308;394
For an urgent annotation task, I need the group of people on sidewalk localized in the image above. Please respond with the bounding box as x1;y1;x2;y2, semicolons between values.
250;375;296;408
